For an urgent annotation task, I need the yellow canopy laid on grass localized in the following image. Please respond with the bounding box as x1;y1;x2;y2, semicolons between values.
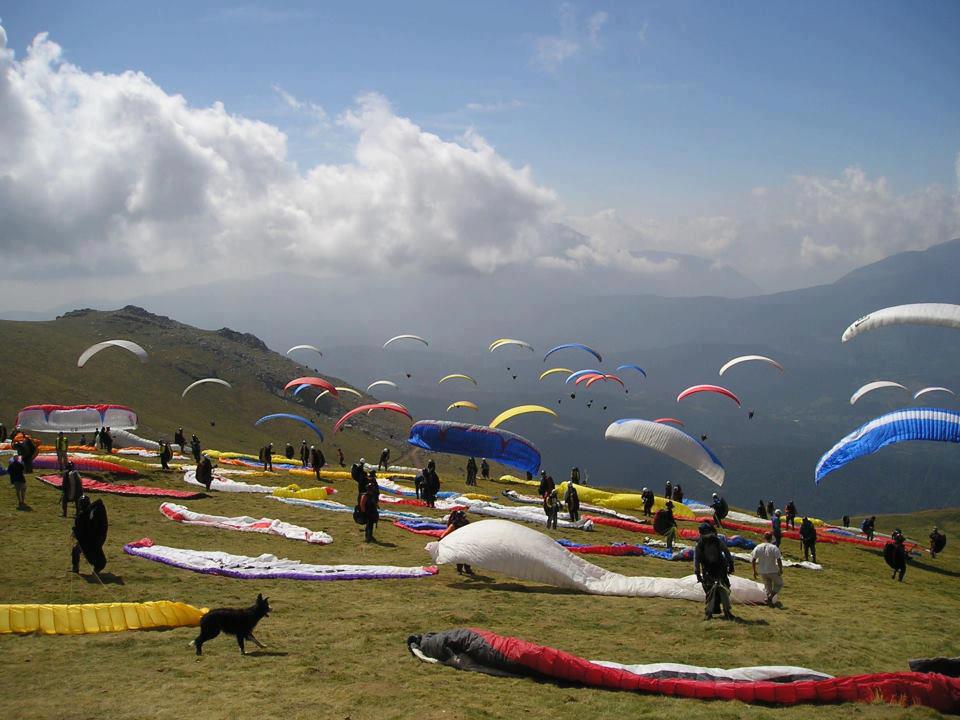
495;474;540;487
0;601;206;635
272;484;329;500
556;482;695;519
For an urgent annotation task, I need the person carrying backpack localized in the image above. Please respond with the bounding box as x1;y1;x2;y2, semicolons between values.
785;500;798;530
300;440;310;467
196;455;215;491
310;446;325;481
654;501;678;552
360;477;379;543
564;482;580;522
543;488;560;530
641;487;654;517
861;516;876;541
465;457;478;487
56;431;69;471
352;459;368;503
711;493;729;529
158;440;172;471
799;517;818;563
422;460;441;508
930;527;947;559
61;462;83;517
694;523;736;620
480;458;490;482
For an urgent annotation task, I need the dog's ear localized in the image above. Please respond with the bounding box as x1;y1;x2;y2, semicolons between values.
257;593;263;601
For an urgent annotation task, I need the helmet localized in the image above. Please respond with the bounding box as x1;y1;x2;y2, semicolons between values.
359;458;366;464
775;509;782;516
712;493;719;499
642;487;648;492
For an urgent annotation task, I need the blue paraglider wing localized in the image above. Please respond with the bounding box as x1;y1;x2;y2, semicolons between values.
815;408;960;484
544;343;602;364
407;420;541;475
255;413;324;442
616;364;647;378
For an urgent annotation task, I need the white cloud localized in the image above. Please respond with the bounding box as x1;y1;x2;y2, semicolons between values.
637;20;649;44
533;3;580;70
587;11;608;49
0;32;565;279
464;99;526;113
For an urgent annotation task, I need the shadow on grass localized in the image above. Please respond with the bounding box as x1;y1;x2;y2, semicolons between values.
369;540;398;548
84;572;125;585
16;504;34;512
906;559;960;579
246;650;289;657
451;579;583;596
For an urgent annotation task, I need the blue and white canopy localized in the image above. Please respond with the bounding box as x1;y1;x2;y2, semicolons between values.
815;408;960;483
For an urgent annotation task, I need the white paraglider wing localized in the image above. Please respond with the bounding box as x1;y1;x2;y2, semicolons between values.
286;344;323;357
914;386;955;400
842;303;960;342
181;378;232;398
77;340;148;368
383;334;429;349
849;380;909;405
718;355;784;376
605;419;724;486
367;380;399;392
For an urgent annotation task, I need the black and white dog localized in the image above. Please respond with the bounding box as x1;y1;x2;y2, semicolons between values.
191;594;271;655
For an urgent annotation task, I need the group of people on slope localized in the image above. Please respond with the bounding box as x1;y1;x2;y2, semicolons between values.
538;468;582;529
464;457;490;487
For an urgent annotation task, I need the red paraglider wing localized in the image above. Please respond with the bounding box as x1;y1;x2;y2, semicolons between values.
676;384;741;407
334;403;412;433
283;377;339;397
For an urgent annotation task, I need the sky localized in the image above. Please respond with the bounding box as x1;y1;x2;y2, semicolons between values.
1;1;959;310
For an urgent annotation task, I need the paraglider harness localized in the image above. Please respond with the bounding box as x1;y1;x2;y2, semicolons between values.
73;496;108;574
652;508;675;535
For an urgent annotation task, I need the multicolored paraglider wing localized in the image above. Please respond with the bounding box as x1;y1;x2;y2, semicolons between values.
16;404;138;433
334;403;413;433
605;419;724;486
447;401;480;412
815;408;960;483
842;303;960;343
566;369;603;384
284;377;338;397
489;339;535;352
407;420;542;474
408;629;960;713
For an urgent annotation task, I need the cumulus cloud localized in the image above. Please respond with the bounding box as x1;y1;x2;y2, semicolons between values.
533;3;581;71
0;32;565;279
573;165;960;290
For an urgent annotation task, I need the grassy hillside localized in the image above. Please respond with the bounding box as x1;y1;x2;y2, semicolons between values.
1;309;959;719
0;306;420;468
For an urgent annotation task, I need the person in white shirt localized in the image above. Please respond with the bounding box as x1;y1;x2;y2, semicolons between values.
751;531;784;606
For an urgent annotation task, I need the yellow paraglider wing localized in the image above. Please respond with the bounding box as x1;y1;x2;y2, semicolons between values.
489;405;558;429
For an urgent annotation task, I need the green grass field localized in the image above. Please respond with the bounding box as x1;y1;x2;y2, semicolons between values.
1;458;958;720
2;308;959;719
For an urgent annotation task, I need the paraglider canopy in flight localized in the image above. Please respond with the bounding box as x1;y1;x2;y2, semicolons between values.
849;380;908;405
842;303;960;343
914;386;956;400
585;374;625;389
408;420;542;474
77;340;148;368
605;418;724;486
616;364;647;378
539;368;573;381
181;378;232;399
815;408;960;483
284;377;338;398
447;401;480;412
676;384;742;407
566;369;603;385
334;403;413;433
316;386;363;402
254;413;324;441
367;379;399;393
286;344;323;357
383;334;429;349
718;355;784;377
438;374;478;386
489;339;535;353
654;417;685;427
489;405;558;429
543;343;603;364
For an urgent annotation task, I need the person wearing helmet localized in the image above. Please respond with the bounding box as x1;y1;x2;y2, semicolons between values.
158;440;173;471
196;454;215;491
694;522;735;620
480;458;490;481
861;515;876;541
378;447;390;471
772;509;783;547
564;481;580;522
890;528;908;581
711;493;728;529
537;470;555;498
300;440;310;467
260;442;274;472
422;459;440;508
352;458;368;503
641;487;655;517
